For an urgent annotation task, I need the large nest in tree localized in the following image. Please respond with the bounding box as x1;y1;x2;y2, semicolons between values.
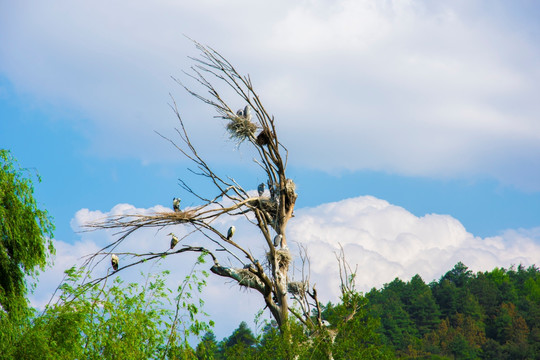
248;197;277;213
226;115;258;143
288;281;307;295
85;209;198;231
155;210;197;222
267;249;292;269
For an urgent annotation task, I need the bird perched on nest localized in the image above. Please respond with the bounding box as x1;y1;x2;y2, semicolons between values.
168;232;179;249
173;197;181;212
258;183;265;197
273;234;282;248
234;105;251;120
111;254;119;271
227;226;236;240
243;105;252;121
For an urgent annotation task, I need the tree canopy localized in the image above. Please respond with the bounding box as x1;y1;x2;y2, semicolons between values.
0;149;55;315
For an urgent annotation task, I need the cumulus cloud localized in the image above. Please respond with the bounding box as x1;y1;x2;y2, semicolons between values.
288;196;540;302
2;1;540;189
31;196;540;338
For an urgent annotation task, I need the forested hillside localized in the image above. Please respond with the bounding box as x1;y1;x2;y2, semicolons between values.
366;262;540;359
2;262;539;359
195;263;540;359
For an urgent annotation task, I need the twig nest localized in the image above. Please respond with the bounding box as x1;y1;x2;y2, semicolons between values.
248;198;277;213
158;210;197;223
226;115;258;143
267;249;292;269
287;281;307;295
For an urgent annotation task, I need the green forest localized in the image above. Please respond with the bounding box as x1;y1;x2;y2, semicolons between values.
2;261;539;359
192;262;540;359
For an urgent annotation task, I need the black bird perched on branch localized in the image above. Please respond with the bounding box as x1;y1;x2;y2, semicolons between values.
258;183;265;197
168;232;179;249
111;254;119;271
173;197;181;212
227;226;236;240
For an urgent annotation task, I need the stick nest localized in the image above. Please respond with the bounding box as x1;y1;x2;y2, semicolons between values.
267;249;292;269
85;209;198;230
287;281;307;295
226;116;258;142
248;198;278;213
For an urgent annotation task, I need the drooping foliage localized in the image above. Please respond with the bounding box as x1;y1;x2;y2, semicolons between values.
0;149;55;315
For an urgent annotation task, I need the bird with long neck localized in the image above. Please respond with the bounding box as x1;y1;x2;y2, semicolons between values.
169;232;179;249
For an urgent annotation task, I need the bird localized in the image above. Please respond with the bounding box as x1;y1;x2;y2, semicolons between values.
322;320;331;327
111;254;119;271
274;234;283;247
273;234;282;247
236;108;244;117
168;232;179;249
257;183;265;197
173;197;181;212
227;226;236;240
243;105;252;121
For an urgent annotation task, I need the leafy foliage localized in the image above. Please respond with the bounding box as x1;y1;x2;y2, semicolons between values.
0;260;212;360
0;149;55;315
366;262;540;359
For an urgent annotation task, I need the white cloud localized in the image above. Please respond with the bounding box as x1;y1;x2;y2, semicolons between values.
289;196;540;301
2;1;540;188
31;196;540;339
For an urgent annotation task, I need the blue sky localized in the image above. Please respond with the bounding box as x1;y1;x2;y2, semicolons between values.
2;0;540;338
2;79;539;241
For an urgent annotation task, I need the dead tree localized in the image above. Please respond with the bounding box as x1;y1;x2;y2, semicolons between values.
82;40;311;332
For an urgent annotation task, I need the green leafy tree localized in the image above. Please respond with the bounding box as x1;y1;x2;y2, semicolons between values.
1;260;212;360
0;149;55;314
441;262;473;288
226;321;257;348
423;314;486;359
12;269;176;359
196;331;218;359
367;286;418;350
493;302;531;358
403;274;441;336
469;272;499;318
329;294;392;360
